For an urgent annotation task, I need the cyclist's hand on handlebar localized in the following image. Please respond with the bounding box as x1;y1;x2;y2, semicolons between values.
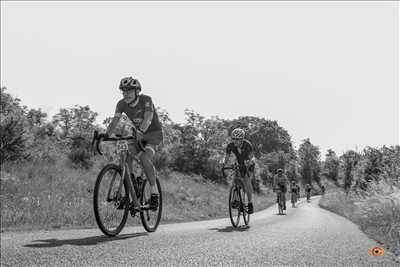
98;133;109;139
222;162;228;169
136;129;144;141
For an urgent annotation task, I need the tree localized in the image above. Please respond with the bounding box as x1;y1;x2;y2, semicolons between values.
323;149;340;185
298;138;321;185
340;150;361;193
53;105;98;138
52;108;74;138
0;87;29;163
229;116;295;158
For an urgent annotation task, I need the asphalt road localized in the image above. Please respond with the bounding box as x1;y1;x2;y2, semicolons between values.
1;197;398;266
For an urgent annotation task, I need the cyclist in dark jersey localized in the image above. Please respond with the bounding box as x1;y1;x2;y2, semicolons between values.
273;169;289;210
105;77;163;209
222;128;255;214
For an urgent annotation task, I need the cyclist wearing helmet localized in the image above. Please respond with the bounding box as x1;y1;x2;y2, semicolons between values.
222;128;256;214
273;169;289;210
106;76;163;210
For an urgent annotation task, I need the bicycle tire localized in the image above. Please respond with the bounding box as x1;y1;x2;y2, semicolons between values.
229;186;241;228
140;178;163;232
93;164;129;237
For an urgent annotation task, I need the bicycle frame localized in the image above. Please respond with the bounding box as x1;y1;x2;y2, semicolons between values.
93;129;146;210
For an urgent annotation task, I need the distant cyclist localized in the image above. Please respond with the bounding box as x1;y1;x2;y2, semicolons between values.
305;183;312;202
222;128;256;214
273;169;289;210
321;184;326;195
105;76;163;210
290;180;298;207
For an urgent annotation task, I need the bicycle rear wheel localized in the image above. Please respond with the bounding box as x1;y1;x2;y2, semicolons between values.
140;178;162;232
229;186;241;228
93;164;129;237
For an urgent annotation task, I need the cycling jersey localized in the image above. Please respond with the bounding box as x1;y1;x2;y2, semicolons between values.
226;139;253;166
273;174;288;192
305;185;311;192
115;94;162;134
290;184;298;193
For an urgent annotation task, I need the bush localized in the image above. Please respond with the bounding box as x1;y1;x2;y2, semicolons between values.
154;146;171;170
67;135;93;169
67;149;93;169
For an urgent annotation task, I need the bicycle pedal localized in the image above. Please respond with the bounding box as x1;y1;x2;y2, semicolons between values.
116;197;129;210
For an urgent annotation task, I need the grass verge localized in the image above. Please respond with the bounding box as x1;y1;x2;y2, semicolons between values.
319;186;400;258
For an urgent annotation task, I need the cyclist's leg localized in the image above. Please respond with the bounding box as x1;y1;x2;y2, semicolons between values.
281;185;287;210
241;173;253;203
241;172;254;213
139;146;157;191
140;131;163;195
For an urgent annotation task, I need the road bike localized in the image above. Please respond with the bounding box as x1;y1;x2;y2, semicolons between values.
91;128;162;236
222;163;251;228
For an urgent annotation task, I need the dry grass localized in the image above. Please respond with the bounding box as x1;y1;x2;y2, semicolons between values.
319;183;400;257
1;158;275;232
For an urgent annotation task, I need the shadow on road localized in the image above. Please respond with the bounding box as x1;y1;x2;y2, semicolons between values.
208;225;250;233
24;232;148;248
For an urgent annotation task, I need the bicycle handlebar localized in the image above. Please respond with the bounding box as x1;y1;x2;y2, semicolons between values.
221;162;254;178
221;164;239;178
92;128;146;156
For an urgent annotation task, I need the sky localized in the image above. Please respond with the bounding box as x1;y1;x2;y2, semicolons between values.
1;1;399;157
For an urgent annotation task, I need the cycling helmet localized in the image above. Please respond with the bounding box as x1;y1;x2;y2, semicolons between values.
231;128;245;140
277;168;283;174
119;77;141;91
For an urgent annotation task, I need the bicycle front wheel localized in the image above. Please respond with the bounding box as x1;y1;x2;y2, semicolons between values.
229;186;241;228
93;164;129;237
140;178;162;232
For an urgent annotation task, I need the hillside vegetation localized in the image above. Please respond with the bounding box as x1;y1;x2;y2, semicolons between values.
319;146;400;257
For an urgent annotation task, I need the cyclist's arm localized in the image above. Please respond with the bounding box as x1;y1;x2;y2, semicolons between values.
223;153;231;166
272;175;277;190
223;143;233;166
248;151;256;163
139;111;153;133
139;96;154;133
